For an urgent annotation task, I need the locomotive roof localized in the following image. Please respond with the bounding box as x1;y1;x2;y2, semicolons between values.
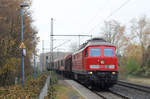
73;38;115;55
64;54;72;59
87;40;115;47
88;37;107;42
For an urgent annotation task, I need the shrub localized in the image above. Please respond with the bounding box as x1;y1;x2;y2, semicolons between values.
0;72;48;98
126;57;140;75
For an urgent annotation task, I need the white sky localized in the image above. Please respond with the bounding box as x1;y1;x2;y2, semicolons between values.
31;0;150;53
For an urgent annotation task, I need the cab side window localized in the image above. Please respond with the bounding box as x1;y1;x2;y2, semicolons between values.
85;49;88;57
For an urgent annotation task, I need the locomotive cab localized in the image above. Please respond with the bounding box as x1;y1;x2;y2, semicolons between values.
85;46;117;71
84;45;118;87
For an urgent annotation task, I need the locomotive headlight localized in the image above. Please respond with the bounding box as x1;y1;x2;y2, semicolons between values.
112;72;116;75
88;71;93;74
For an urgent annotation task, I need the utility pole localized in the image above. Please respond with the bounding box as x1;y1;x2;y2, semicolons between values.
33;38;36;79
57;48;59;59
78;35;80;48
50;18;54;69
42;40;44;71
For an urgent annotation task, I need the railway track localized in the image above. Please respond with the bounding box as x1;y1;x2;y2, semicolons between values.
91;80;150;99
117;80;150;93
94;90;129;99
83;84;129;99
59;74;150;99
109;80;150;99
75;80;129;99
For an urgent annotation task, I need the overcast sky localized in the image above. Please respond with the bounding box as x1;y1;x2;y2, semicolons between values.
31;0;150;53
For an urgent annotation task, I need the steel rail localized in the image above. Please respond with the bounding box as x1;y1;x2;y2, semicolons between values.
93;91;107;99
94;90;129;99
117;80;150;93
109;90;130;99
75;80;128;99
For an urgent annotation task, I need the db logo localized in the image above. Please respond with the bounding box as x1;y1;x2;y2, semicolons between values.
100;60;105;64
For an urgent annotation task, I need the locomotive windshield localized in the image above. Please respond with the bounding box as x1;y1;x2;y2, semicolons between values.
104;48;114;57
90;48;101;56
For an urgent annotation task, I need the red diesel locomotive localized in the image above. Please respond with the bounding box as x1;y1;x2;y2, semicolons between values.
53;38;118;88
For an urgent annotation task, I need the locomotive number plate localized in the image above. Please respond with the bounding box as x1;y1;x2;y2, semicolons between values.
90;65;99;69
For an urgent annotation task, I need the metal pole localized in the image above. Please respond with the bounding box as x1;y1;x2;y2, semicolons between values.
42;40;44;71
20;7;24;87
33;39;36;79
20;2;29;87
50;18;54;68
78;35;80;48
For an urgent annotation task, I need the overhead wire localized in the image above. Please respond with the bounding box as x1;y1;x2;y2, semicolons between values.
85;0;110;28
105;0;130;20
88;0;131;35
80;0;110;41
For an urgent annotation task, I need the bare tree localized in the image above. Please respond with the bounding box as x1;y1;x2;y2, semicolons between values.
69;42;78;52
130;16;150;66
102;20;128;55
0;0;37;86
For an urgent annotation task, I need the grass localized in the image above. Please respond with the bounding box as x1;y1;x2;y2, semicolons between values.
119;74;150;87
55;84;85;99
46;71;84;99
126;76;150;87
118;66;150;87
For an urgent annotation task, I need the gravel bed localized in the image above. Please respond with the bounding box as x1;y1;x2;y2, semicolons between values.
96;91;125;99
110;84;150;99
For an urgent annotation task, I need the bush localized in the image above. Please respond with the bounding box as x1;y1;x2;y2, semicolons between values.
126;57;140;75
0;58;20;86
47;71;58;99
0;72;48;98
